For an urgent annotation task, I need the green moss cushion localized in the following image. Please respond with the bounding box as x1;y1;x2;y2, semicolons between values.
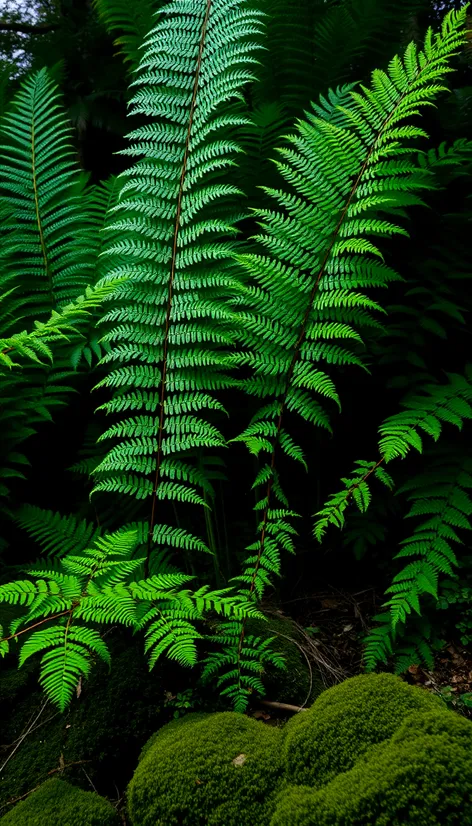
271;709;472;826
128;711;284;826
0;779;120;826
283;672;443;787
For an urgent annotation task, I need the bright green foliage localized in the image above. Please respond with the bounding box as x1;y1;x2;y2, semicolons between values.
0;68;94;322
314;369;472;543
0;283;118;508
314;460;394;542
211;6;469;712
271;711;472;826
365;446;472;669
0;779;120;826
93;0;264;571
69;176;122;369
0;525;262;709
127;711;284;826
282;673;442;788
377;368;472;462
0;283;119;370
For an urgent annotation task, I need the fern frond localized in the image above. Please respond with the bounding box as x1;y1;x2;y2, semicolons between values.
365;447;472;670
222;7;468;710
0;68;94;323
94;0;264;575
93;0;163;72
14;505;100;558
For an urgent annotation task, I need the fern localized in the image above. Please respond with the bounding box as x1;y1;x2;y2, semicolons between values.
0;527;261;709
0;283;119;370
93;0;163;72
0;283;118;510
93;0;264;575
364;445;472;670
69;176;121;369
211;7;469;710
0;68;94;323
14;505;101;559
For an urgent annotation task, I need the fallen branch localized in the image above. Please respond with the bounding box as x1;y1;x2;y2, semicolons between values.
259;700;309;713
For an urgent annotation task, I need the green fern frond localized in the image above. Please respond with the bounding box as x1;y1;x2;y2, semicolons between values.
14;505;100;558
365;447;472;671
378;370;472;461
93;0;164;72
220;7;468;711
0;68;94;323
94;0;264;576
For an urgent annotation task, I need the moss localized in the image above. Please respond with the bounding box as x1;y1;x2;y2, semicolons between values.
283;672;444;787
246;615;323;706
138;712;209;763
271;710;472;825
128;711;285;826
0;633;166;807
0;779;120;826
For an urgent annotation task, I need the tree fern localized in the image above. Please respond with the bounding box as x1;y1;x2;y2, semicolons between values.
211;7;469;710
93;0;264;575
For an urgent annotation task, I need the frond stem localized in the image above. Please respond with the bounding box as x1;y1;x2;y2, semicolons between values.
146;0;213;577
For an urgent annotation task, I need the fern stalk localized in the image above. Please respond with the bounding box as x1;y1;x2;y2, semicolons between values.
146;0;212;577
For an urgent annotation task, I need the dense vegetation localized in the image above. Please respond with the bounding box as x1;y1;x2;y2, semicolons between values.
0;0;471;822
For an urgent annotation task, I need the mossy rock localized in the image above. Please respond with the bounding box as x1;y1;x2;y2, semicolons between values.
128;711;285;825
0;632;167;806
0;779;120;826
283;672;444;787
271;709;472;826
138;712;209;763
246;615;323;706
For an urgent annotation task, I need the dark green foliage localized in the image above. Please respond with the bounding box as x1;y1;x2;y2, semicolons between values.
0;636;166;807
0;780;119;826
0;68;94;321
271;710;472;826
127;711;284;826
206;6;470;711
283;673;443;787
93;0;163;73
0;0;471;724
245;615;322;705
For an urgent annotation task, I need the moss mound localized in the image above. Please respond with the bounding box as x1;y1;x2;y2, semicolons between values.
0;779;120;826
271;708;472;826
128;711;284;826
283;672;443;787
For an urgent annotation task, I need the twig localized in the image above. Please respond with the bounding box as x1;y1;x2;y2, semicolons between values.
260;700;309;713
82;766;98;794
0;760;91;814
0;700;48;775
